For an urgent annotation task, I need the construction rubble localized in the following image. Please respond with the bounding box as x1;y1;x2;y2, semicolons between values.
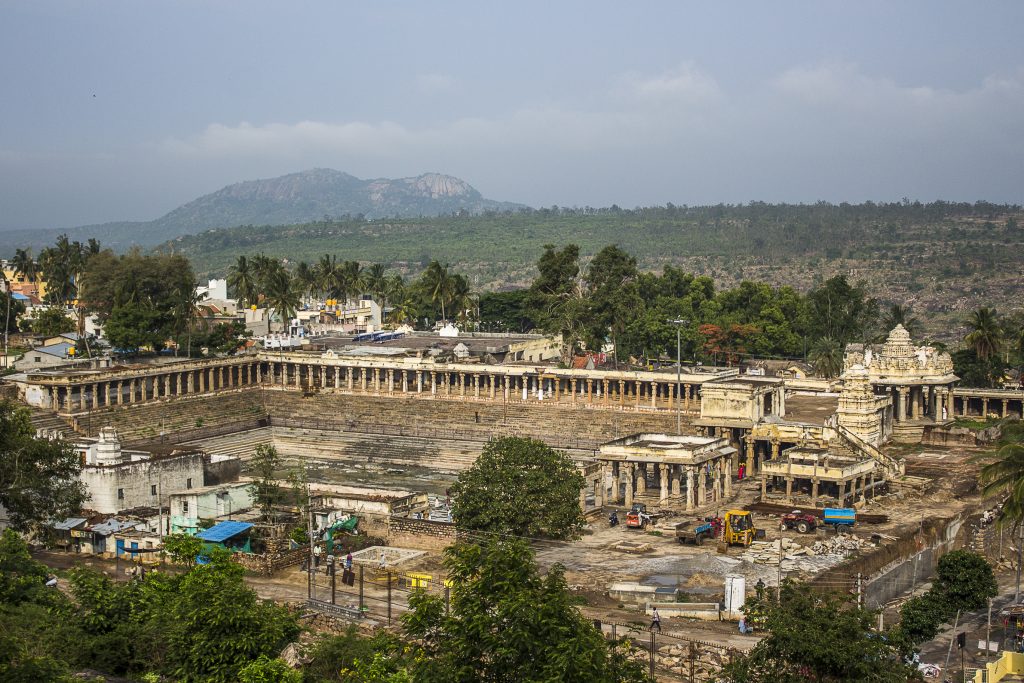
738;535;872;573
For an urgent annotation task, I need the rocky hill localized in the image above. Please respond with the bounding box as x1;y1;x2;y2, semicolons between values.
0;169;525;250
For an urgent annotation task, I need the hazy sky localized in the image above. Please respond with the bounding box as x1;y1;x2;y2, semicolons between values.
1;1;1023;231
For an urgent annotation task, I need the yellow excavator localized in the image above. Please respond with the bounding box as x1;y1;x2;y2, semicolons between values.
721;510;761;547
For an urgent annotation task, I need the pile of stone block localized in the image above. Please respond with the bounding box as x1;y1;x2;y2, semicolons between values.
739;535;869;573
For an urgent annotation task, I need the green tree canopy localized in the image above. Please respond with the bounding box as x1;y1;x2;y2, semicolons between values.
403;537;646;683
0;402;86;531
723;581;914;683
450;436;586;540
28;307;75;338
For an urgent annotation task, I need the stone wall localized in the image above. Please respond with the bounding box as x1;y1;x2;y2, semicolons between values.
80;451;206;514
387;515;457;550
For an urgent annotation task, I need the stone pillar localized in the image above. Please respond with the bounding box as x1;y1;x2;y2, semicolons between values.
89;384;98;410
473;374;480;399
1003;399;1010;418
635;464;647;495
684;384;692;410
761;473;768;499
946;388;954;421
811;478;819;505
594;478;604;508
579;487;587;513
650;382;657;409
602;380;609;406
697;466;707;507
126;379;135;403
745;436;756;476
671;465;681;497
770;440;780;462
586;379;593;403
103;383;112;407
659;463;669;502
723;457;732;496
982;398;989;418
611;463;621;504
686;468;695;510
784;476;793;502
618;380;625;408
624;464;634;508
634;381;641;407
163;374;171;398
911;387;920;420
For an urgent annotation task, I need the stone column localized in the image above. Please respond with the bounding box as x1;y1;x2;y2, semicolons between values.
473;374;480;399
659;463;669;502
610;463;621;503
634;381;641;408
982;398;989;418
1003;399;1010;418
671;465;681;497
586;379;593;403
163;374;171;398
686;467;695;510
126;379;135;403
618;380;625;408
745;436;756;476
784;476;793;502
770;440;780;462
697;466;707;506
594;478;604;508
635;464;647;495
650;382;657;409
684;384;692;410
624;464;634;508
579;486;587;513
911;387;921;420
603;380;609;406
103;383;112;407
490;375;496;400
946;388;954;421
811;478;819;505
723;457;732;496
761;473;768;500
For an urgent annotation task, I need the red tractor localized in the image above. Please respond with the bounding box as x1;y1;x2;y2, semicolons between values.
779;510;818;534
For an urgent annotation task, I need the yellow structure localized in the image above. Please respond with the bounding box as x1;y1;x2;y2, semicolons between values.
1;265;48;301
973;651;1024;682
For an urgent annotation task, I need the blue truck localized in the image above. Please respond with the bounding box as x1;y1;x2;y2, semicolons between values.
675;519;715;545
823;507;856;529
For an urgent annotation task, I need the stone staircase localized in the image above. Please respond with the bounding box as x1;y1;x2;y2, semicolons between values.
28;406;74;438
182;426;272;460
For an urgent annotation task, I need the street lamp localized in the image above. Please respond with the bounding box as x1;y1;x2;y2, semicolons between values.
668;319;689;435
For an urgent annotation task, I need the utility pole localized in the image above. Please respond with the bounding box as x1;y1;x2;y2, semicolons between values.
668;319;688;435
857;573;863;610
987;597;993;662
777;530;784;599
307;480;315;601
1017;523;1023;604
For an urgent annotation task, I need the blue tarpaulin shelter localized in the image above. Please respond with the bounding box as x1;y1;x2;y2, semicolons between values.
196;521;253;553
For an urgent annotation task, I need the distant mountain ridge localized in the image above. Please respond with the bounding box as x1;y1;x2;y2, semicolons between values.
0;169;526;251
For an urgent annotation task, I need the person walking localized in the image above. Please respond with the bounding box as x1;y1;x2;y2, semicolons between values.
650;607;662;633
345;552;353;571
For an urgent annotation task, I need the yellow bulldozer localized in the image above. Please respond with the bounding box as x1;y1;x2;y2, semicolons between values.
721;510;761;547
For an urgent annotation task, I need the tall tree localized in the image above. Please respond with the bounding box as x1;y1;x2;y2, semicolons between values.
585;245;640;365
965;306;1003;361
10;249;38;285
806;275;878;346
422;261;453;322
0;401;86;531
450;436;586;540
527;244;588;363
263;267;300;326
881;303;922;340
227;255;259;308
809;337;844;378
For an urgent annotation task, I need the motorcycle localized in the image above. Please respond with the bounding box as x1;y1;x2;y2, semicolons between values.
608;511;619;527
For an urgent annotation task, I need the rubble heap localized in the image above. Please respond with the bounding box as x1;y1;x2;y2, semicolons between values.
739;535;871;574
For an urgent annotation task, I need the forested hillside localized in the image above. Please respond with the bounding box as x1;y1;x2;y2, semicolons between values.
158;201;1023;339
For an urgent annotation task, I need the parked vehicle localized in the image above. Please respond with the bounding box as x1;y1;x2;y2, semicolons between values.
780;510;818;534
722;510;762;547
675;518;714;545
609;511;619;527
823;507;856;529
625;503;651;529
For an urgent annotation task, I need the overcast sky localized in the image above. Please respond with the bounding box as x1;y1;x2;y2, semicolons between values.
1;1;1022;231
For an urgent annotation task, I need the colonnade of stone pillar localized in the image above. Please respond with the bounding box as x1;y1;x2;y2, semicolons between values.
890;384;955;423
47;361;263;413
605;458;731;511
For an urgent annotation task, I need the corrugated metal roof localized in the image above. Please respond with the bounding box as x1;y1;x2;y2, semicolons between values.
52;517;87;530
91;518;143;536
196;521;253;542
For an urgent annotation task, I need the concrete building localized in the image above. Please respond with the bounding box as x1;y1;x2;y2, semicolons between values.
73;427;237;516
760;445;879;507
169;482;255;534
597;433;737;510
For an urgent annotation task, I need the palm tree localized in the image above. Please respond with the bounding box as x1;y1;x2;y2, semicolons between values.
227;255;259;308
294;261;317;305
264;268;300;325
809;337;844;379
366;263;387;303
315;254;338;300
882;304;921;340
39;235;84;304
423;260;453;322
388;298;415;328
978;437;1024;527
966;307;1002;360
172;283;204;357
449;274;473;325
11;248;39;284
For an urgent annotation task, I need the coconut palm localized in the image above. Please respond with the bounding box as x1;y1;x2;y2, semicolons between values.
39;235;84;304
449;274;473;324
809;336;844;379
388;298;415;327
978;433;1024;527
263;267;300;325
294;261;317;304
882;304;922;340
966;307;1002;361
10;248;39;284
423;260;453;322
366;263;387;303
227;255;259;308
